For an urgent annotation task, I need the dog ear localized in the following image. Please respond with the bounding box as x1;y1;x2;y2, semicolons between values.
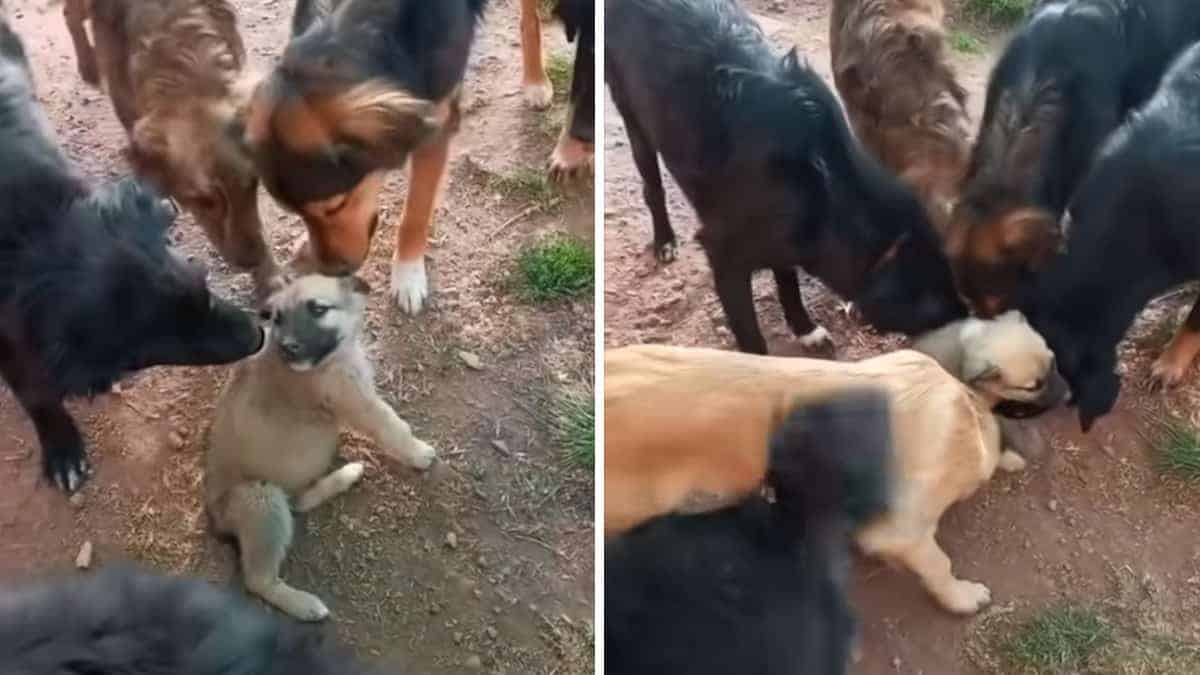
343;274;371;295
1000;208;1061;271
329;81;443;166
963;357;1001;386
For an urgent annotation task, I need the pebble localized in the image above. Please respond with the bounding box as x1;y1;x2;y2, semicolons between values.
457;350;484;370
445;532;458;549
75;541;93;569
486;627;498;640
1048;499;1059;512
69;493;85;510
477;555;488;568
453;632;464;645
168;431;185;451
464;655;483;670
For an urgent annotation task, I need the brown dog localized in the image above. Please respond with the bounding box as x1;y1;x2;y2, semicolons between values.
606;344;1033;614
240;0;484;315
63;0;280;298
830;0;971;235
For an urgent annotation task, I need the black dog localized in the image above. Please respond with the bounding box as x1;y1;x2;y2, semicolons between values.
950;0;1200;317
605;0;966;355
0;18;263;492
547;0;594;181
605;390;893;675
1020;41;1200;432
0;564;376;674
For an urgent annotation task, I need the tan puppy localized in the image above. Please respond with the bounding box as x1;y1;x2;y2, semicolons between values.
206;275;436;621
606;344;1023;614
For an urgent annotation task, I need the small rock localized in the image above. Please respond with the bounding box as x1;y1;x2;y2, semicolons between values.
457;350;484;370
491;439;510;456
168;431;185;451
464;655;483;670
445;532;458;549
485;627;498;640
75;541;93;569
477;555;488;568
453;632;464;645
1048;499;1058;512
69;493;85;510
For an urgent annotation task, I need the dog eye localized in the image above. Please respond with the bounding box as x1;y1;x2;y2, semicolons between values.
307;300;329;317
1025;379;1044;391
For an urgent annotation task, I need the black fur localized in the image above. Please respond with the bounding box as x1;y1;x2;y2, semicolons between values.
605;390;893;675
605;0;966;354
0;564;380;674
0;19;263;492
1021;41;1200;432
555;0;593;144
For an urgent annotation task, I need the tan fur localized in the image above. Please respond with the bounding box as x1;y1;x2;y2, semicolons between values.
830;0;971;234
206;275;435;621
63;0;279;297
606;345;1012;615
519;0;553;108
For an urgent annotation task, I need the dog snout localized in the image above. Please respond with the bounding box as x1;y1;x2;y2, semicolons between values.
278;337;302;358
1039;369;1071;407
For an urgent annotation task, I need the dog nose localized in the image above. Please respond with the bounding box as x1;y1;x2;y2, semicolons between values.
279;338;301;357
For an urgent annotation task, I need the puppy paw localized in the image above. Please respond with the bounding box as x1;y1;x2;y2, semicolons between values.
998;450;1028;472
407;439;437;471
654;240;677;264
338;461;366;488
523;80;554;110
939;580;992;615
797;325;833;350
547;138;594;183
390;257;429;315
1150;353;1190;390
287;592;331;622
45;445;93;494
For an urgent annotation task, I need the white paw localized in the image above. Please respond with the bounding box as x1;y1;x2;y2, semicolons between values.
408;439;437;470
940;580;992;615
523;80;553;109
391;257;429;315
290;592;331;622
798;325;833;349
998;450;1027;473
339;461;366;487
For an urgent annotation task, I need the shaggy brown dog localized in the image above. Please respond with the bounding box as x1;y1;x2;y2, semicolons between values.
830;0;971;235
63;0;280;298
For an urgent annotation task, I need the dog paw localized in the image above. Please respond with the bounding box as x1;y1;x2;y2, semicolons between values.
797;325;833;350
654;241;677;264
339;461;366;487
390;257;429;315
939;580;992;615
45;446;93;493
1150;353;1190;390
288;592;331;622
998;450;1027;472
523;80;554;109
407;440;438;471
548;139;594;184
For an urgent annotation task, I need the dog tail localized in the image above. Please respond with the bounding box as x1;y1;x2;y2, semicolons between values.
766;389;893;534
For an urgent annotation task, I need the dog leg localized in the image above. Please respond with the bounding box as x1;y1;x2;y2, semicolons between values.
63;0;99;86
711;261;767;354
2;364;91;492
1151;297;1200;388
773;267;832;349
548;34;594;182
548;116;594;183
898;531;992;615
519;0;553;109
294;462;364;513
391;127;453;315
615;98;675;263
227;482;330;622
329;376;437;470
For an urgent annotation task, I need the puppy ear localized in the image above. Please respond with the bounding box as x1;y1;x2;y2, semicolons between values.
330;81;443;165
346;275;371;295
963;358;1001;385
1000;208;1061;271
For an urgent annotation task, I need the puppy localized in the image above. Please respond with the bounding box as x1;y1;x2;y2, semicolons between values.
948;0;1200;317
606;0;966;355
830;0;971;234
1017;41;1200;431
242;0;487;314
606;344;1023;614
0;16;264;493
606;391;892;675
206;274;437;621
519;0;595;180
0;564;376;674
63;0;281;298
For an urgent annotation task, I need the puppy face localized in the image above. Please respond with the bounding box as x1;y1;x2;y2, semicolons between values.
260;274;369;371
958;311;1069;417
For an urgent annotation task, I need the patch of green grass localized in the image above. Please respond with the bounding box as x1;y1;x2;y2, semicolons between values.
949;29;986;54
545;51;573;103
515;235;594;303
552;390;594;470
964;0;1032;25
1149;416;1200;482
489;167;561;209
1002;606;1114;673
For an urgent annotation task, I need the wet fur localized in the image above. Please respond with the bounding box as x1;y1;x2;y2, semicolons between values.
206;274;436;621
949;0;1200;316
830;0;971;234
0;17;262;493
606;391;892;675
606;344;1022;614
605;0;966;355
62;0;280;297
0;564;377;674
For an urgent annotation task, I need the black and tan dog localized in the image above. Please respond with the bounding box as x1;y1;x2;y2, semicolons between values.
606;0;966;355
519;0;594;180
0;15;263;493
241;0;487;314
948;0;1200;317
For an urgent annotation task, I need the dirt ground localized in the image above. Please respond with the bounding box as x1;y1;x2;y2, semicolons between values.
0;1;593;673
603;2;1200;674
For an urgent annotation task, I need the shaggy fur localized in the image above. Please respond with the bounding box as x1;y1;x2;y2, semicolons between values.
830;0;971;234
606;391;892;675
0;564;378;674
242;0;487;315
1020;41;1200;431
63;0;280;298
948;0;1200;317
605;0;966;355
0;15;263;493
